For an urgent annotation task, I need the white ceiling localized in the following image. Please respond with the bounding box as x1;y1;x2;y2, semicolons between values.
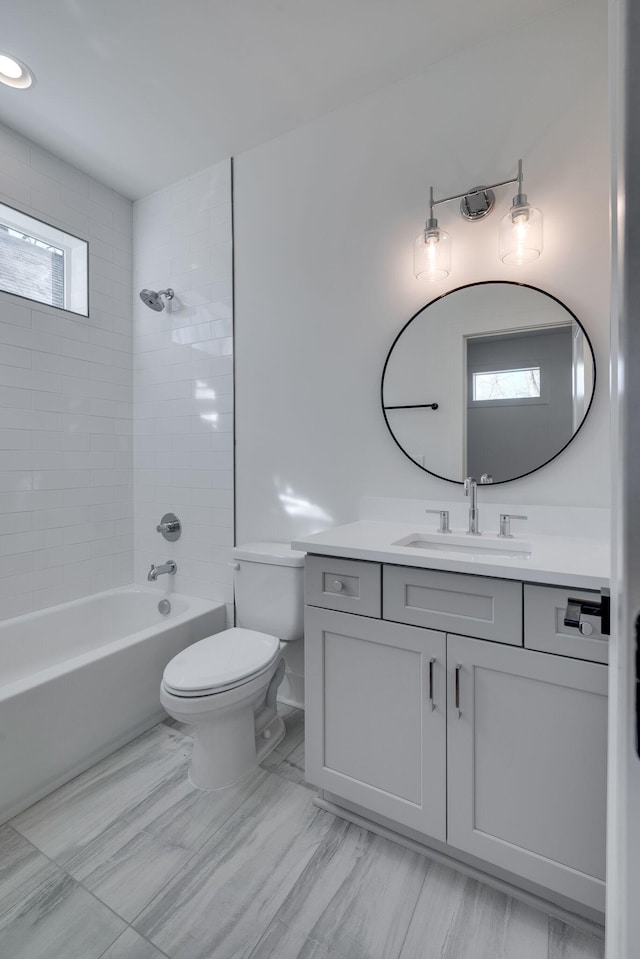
2;0;569;200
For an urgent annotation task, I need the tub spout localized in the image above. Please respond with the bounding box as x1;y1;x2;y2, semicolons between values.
148;560;177;582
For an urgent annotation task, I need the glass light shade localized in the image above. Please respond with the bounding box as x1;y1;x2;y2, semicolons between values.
414;227;451;281
499;204;543;265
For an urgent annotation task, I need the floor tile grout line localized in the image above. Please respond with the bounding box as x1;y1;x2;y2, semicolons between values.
10;722;192;843
8;744;193;861
266;807;338;923
6;780;278;958
127;767;282;928
0;824;65;926
7;766;277;957
393;862;432;959
7;718;295;935
269;815;427;959
94;925;174;959
5;737;275;943
132;773;325;959
4;824;130;954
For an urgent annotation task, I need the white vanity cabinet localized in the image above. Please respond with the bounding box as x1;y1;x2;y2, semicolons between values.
304;554;608;918
305;605;447;838
447;634;607;913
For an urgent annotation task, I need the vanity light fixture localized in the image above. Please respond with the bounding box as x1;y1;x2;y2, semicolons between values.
414;160;543;281
499;161;543;265
413;187;451;281
0;52;35;89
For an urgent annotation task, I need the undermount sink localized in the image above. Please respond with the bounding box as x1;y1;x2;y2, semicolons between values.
392;532;532;560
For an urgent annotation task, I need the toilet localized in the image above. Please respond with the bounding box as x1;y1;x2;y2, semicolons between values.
160;542;305;789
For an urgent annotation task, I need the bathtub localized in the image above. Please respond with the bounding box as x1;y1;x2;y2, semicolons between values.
0;585;226;824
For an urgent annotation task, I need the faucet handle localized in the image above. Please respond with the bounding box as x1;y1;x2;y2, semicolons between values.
156;512;181;541
498;513;528;538
464;477;476;496
425;509;451;534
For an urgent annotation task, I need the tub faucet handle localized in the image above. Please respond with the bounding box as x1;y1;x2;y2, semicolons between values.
157;520;179;533
156;513;181;542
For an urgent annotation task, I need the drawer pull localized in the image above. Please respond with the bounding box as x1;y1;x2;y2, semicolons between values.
331;579;344;592
455;663;462;718
429;657;436;710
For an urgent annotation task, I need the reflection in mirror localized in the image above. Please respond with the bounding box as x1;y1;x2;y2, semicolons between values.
381;282;595;484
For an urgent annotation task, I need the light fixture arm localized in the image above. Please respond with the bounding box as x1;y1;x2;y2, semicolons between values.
428;161;525;214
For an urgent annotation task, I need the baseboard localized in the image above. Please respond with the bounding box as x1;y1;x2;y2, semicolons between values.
278;670;304;709
277;693;305;711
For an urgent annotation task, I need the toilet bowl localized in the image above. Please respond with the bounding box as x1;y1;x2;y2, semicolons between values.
160;542;305;789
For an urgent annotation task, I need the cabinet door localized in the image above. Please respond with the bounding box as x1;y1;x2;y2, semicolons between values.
305;605;446;839
447;634;607;913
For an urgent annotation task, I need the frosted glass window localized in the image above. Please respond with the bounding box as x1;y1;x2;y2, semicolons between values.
473;367;541;401
0;201;88;315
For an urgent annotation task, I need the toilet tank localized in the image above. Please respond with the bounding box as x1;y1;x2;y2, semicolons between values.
233;542;305;641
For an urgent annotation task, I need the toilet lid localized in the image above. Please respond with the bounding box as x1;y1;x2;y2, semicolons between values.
162;627;280;694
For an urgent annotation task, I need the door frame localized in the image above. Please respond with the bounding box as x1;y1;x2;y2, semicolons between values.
607;0;640;954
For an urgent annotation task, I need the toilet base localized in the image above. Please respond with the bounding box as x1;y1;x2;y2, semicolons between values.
188;709;285;790
255;713;286;764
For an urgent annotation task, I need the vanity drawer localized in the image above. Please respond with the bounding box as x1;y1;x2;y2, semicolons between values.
524;585;608;664
383;565;522;645
305;555;381;617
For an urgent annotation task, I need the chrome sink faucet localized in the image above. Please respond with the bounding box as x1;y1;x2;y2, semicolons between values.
148;560;177;582
464;477;481;535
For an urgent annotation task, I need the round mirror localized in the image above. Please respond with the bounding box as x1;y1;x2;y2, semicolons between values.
381;282;596;485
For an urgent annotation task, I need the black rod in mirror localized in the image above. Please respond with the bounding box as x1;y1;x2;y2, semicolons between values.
384;402;439;411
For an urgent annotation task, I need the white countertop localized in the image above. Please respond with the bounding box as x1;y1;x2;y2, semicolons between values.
292;520;610;590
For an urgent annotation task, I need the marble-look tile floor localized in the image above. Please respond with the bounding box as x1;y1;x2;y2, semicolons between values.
4;706;604;959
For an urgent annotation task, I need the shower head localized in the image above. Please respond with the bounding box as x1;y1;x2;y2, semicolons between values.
139;288;174;312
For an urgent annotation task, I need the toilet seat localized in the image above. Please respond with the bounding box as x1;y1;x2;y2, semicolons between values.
162;627;281;698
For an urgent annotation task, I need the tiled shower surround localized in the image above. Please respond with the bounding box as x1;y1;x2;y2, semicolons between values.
0;122;234;622
0;123;134;620
132;160;234;623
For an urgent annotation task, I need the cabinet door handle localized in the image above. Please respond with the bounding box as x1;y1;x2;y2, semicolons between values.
428;657;436;711
331;579;344;592
455;663;462;718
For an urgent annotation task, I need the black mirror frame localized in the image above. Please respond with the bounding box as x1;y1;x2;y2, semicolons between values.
380;280;597;486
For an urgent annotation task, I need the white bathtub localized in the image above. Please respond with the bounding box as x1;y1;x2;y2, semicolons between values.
0;585;226;824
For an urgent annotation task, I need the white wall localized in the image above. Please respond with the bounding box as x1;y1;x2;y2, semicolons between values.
132;161;234;624
235;0;610;550
0;122;133;620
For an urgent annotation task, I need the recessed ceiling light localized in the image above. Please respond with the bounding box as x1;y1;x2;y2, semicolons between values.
0;53;35;89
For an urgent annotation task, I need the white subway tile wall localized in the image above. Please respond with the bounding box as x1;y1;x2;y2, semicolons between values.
0;123;133;620
133;160;234;624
